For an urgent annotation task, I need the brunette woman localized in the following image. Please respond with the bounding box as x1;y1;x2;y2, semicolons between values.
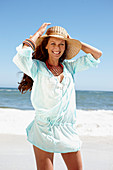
13;23;102;170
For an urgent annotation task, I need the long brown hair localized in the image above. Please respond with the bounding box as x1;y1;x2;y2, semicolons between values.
18;37;67;94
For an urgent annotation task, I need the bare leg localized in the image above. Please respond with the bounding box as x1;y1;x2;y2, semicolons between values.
33;145;54;170
61;150;83;170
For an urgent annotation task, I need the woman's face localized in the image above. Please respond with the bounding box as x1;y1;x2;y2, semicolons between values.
45;37;66;61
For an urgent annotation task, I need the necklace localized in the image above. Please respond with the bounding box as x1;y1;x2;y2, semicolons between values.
46;61;63;76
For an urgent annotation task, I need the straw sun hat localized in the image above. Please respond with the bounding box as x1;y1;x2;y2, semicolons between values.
35;26;82;60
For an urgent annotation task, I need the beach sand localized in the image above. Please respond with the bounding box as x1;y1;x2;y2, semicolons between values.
0;134;113;170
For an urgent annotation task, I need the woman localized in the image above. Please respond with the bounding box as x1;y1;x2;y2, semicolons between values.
13;23;102;170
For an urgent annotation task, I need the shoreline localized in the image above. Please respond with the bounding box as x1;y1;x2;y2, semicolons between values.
0;134;113;170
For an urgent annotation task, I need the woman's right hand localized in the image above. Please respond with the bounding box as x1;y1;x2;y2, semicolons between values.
31;23;51;42
37;23;51;36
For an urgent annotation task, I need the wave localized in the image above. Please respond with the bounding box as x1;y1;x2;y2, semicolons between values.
0;106;33;110
0;106;112;111
0;89;18;92
77;109;113;112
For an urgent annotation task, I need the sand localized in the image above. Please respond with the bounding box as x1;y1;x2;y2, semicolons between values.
0;134;113;170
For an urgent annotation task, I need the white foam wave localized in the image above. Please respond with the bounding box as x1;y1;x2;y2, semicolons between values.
0;108;113;136
0;89;18;92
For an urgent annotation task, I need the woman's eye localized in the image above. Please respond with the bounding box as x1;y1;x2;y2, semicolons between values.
50;43;65;46
51;43;55;45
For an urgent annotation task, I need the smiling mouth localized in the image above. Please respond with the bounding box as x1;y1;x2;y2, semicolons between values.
52;51;61;54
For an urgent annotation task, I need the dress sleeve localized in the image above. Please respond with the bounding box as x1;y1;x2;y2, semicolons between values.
63;53;100;75
13;44;39;80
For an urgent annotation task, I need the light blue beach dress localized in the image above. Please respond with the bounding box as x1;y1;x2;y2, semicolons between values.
13;44;100;153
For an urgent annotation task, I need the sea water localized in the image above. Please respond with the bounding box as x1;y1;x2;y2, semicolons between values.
0;88;113;136
0;88;113;110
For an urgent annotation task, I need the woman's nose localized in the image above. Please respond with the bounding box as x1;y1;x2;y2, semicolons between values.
54;45;60;51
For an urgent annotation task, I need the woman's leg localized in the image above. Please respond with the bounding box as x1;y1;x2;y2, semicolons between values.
61;150;83;170
33;145;54;170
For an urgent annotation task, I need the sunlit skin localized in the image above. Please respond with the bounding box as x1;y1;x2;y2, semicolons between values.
46;37;66;66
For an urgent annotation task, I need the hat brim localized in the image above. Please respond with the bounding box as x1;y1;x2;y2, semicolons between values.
35;34;81;60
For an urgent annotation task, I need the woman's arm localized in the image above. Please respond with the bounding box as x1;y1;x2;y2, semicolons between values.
13;23;51;78
23;23;51;49
64;42;101;74
81;42;102;59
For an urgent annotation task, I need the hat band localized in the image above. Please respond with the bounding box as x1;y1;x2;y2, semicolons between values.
45;32;67;39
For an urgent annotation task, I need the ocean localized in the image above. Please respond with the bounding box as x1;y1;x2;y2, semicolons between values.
0;88;113;136
0;88;113;110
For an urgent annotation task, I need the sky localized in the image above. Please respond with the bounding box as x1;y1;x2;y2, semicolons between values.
0;0;113;91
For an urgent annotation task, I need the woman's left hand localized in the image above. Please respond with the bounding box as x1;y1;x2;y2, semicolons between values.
81;42;102;59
